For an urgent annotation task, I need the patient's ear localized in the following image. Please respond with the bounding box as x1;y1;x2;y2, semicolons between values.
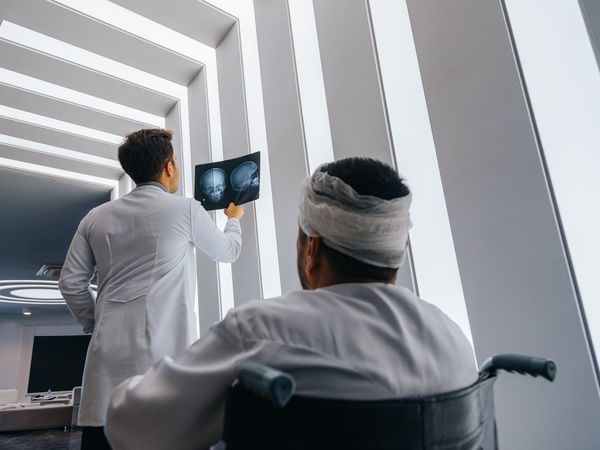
305;236;322;273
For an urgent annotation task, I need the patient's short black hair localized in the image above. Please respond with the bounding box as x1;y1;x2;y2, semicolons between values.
317;157;410;280
319;157;409;200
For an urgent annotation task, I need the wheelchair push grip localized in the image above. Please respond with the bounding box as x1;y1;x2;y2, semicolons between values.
237;362;296;408
481;354;556;381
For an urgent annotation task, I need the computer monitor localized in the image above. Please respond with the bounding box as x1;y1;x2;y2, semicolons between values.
27;335;91;394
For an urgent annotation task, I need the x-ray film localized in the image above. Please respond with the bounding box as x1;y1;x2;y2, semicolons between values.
194;151;261;211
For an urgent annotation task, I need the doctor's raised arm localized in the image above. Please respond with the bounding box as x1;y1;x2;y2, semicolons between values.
190;201;243;264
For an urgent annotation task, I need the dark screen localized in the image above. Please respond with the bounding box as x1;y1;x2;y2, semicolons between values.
27;335;91;393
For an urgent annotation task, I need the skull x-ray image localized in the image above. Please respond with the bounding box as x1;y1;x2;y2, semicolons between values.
194;151;261;211
200;168;227;204
231;161;259;191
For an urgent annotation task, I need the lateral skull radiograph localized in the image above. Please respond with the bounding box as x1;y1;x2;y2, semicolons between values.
194;152;261;211
231;161;259;192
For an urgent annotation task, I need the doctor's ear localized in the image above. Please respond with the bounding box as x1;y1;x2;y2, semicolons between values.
164;159;175;177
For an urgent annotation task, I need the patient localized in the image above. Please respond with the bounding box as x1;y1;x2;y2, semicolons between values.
105;157;477;450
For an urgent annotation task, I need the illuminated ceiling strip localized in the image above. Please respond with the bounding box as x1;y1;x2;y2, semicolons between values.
204;60;235;317
0;133;121;168
0;296;63;303
54;0;214;63
0;156;119;196
368;0;473;345
11;289;63;299
0;104;122;144
9;287;64;301
0;298;64;304
0;280;59;285
0;67;164;127
0;21;184;98
1;284;64;291
0;280;98;290
0;299;65;305
287;0;335;173
208;0;282;298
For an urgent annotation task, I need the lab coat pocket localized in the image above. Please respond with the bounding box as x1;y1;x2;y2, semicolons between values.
105;232;158;303
92;297;149;362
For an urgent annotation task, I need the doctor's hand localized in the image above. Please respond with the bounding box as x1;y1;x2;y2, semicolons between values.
225;203;244;220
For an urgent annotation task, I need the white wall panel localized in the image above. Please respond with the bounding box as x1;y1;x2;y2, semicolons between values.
407;0;600;447
0;317;24;391
109;0;236;48
504;0;600;386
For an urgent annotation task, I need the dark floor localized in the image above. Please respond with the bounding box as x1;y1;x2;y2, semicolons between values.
0;428;81;450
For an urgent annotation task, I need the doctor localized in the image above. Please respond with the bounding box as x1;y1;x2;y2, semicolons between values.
105;157;477;450
59;128;243;449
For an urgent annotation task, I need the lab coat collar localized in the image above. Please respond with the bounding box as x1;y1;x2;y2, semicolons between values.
136;181;168;192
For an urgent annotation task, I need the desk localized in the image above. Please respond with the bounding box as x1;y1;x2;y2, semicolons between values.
0;402;73;432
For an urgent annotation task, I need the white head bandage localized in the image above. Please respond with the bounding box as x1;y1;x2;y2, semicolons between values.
298;169;412;268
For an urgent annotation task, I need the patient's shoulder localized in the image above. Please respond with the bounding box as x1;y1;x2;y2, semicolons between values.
222;290;323;340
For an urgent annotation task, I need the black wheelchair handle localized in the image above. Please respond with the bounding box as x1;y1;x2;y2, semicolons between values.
481;354;557;382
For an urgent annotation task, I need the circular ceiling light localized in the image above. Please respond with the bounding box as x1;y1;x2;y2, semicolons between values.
10;288;64;300
0;280;96;306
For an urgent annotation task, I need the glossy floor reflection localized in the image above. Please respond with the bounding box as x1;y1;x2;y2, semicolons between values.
0;428;81;450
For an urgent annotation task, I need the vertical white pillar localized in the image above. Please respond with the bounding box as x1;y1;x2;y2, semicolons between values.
253;0;311;293
216;24;263;305
187;69;225;334
287;0;334;172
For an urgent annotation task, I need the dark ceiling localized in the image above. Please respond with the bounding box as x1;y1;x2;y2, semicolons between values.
0;166;111;314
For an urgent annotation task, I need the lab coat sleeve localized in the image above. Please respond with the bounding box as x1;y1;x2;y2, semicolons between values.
190;200;242;263
105;312;250;450
58;214;96;334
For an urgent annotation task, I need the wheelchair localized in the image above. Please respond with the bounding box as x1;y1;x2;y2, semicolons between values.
222;354;556;450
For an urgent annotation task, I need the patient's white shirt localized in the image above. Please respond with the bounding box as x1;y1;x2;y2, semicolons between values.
106;283;477;450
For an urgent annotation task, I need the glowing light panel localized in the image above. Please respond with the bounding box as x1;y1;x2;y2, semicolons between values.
10;289;64;300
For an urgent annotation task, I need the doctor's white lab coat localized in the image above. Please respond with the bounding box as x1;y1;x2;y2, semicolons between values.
59;183;241;426
105;283;477;450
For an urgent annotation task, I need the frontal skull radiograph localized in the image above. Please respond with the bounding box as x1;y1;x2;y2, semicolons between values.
230;161;259;192
200;168;227;203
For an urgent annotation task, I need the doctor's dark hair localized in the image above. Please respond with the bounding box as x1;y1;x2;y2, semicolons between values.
317;157;410;281
118;129;174;184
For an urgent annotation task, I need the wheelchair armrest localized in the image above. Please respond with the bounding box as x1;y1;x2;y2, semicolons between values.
480;354;556;382
236;362;296;408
